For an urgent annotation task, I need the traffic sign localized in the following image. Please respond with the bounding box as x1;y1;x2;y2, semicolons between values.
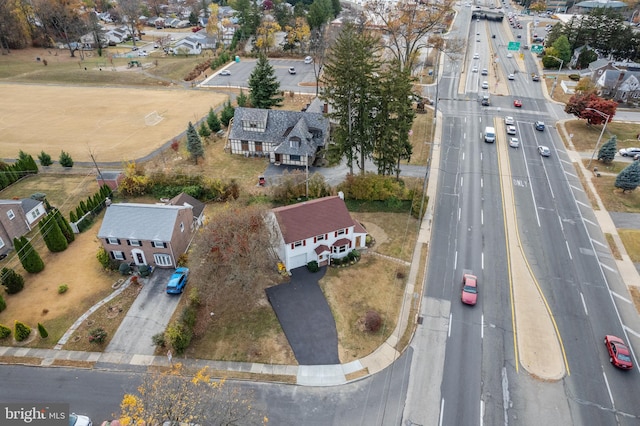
508;42;520;51
531;44;544;53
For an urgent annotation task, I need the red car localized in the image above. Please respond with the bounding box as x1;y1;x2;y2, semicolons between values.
513;99;522;107
604;335;633;369
461;274;478;305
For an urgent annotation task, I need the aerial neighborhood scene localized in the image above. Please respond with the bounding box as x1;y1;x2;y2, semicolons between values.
1;0;640;424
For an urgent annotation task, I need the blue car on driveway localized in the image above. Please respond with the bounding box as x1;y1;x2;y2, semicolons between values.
166;267;189;294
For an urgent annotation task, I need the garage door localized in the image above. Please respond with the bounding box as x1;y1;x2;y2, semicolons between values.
288;253;307;270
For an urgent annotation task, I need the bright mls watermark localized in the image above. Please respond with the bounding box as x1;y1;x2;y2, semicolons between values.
1;403;68;426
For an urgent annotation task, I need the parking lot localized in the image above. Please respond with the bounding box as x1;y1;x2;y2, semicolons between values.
203;58;317;94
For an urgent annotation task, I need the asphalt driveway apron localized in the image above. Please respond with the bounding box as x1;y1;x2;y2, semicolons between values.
265;267;340;365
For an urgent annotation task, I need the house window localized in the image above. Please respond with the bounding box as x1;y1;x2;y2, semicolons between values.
112;251;125;260
129;240;142;247
154;253;173;266
180;222;184;232
107;237;120;245
316;234;325;242
293;241;303;248
255;141;263;152
7;209;15;220
0;237;4;249
153;241;167;248
290;155;300;161
31;208;41;220
336;229;345;236
332;245;348;254
241;141;249;151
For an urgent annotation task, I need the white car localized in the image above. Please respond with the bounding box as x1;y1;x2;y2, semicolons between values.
506;125;517;135
473;53;479;59
618;147;640;157
538;146;551;157
508;73;515;80
509;137;520;148
70;413;93;426
288;67;296;74
472;66;478;73
137;51;148;57
506;53;513;58
481;81;489;89
505;116;514;125
304;56;313;64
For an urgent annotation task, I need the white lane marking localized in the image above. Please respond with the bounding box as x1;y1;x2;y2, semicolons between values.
481;314;484;339
603;371;615;409
448;313;452;338
565;241;572;260
459;208;462;221
576;199;589;208
454;251;458;270
611;291;632;304
461;176;464;187
439;398;445;426
481;210;484;225
580;292;588;315
600;263;616;273
591;238;607;248
481;177;484;188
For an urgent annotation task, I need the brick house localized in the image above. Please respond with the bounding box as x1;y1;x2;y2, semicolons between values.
97;200;200;268
266;195;367;271
0;198;47;256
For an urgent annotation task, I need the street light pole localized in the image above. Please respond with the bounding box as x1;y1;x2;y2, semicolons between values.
585;107;611;169
547;55;564;99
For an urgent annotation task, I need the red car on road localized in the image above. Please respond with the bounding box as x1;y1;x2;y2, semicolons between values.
461;274;478;305
513;99;522;107
604;335;633;369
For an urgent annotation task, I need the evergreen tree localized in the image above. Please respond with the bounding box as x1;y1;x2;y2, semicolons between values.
322;22;382;175
75;205;85;220
17;151;39;174
69;210;77;223
0;294;5;312
206;108;221;132
39;212;69;252
1;268;25;294
54;209;75;243
38;151;53;167
615;160;640;193
220;101;235;126
248;54;283;109
236;89;249;107
37;323;48;338
186;122;205;165
59;150;74;168
199;121;212;138
14;236;45;273
597;135;617;164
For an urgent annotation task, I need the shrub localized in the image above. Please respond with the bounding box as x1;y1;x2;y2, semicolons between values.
38;151;53;166
88;327;107;344
165;322;192;355
180;306;197;328
0;324;10;339
0;295;5;312
37;323;48;338
1;268;25;294
364;310;382;333
138;264;152;277
14;321;31;341
568;74;580;81
351;249;361;259
58;284;68;294
119;262;131;275
152;332;166;348
59;150;74;168
188;287;201;306
307;260;319;272
96;247;110;269
332;257;343;266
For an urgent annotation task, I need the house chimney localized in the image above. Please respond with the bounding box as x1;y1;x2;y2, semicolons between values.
323;103;328;114
338;191;344;200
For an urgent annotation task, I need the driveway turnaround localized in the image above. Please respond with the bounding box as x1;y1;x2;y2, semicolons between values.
265;267;340;365
105;268;181;355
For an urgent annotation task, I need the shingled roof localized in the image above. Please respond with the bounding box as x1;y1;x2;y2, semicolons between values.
272;196;357;244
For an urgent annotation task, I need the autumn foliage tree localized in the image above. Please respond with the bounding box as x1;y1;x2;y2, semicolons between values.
565;93;617;125
119;364;266;426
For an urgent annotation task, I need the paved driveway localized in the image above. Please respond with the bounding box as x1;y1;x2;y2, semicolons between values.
265;267;340;365
105;268;182;355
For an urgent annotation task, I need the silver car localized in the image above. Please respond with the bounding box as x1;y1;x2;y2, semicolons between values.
538;146;551;157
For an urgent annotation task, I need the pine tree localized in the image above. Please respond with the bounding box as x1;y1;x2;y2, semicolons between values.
597;135;617;164
14;236;45;273
54;209;75;243
220;101;235;126
322;22;382;174
59;150;74;168
236;89;248;107
1;267;25;294
207;108;221;133
40;212;69;252
38;151;53;167
615;160;640;193
186;122;205;165
69;210;77;223
199;121;211;138
248;53;283;109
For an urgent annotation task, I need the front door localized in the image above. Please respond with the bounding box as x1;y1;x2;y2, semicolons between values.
131;249;146;265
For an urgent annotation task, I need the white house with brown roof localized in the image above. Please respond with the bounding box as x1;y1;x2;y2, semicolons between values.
267;195;367;271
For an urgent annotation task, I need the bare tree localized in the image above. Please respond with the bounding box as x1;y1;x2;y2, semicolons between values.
120;364;267;426
117;0;143;46
364;0;455;72
33;0;89;57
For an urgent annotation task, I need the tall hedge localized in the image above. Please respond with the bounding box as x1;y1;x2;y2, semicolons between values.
1;268;25;294
39;212;68;252
14;236;45;273
54;209;75;243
